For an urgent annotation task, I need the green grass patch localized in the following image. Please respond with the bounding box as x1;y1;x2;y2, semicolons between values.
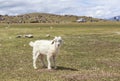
0;23;120;81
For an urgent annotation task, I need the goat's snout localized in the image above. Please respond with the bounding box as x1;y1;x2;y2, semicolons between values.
57;42;61;47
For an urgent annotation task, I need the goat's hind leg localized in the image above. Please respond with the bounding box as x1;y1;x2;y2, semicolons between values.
33;52;39;69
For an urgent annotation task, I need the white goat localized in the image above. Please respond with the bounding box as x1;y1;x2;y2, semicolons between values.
29;36;63;69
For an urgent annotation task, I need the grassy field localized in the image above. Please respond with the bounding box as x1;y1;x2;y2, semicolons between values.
0;22;120;81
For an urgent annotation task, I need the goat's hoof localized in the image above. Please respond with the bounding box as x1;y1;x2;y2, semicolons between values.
48;67;52;70
34;67;38;70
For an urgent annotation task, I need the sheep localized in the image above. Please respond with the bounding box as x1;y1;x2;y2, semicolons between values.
29;36;63;70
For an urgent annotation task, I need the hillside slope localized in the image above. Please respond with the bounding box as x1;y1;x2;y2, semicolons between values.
0;13;105;23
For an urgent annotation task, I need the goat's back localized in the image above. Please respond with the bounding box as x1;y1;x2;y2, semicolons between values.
32;40;53;55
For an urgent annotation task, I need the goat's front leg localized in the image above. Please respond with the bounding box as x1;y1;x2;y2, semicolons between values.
47;55;51;69
53;55;57;69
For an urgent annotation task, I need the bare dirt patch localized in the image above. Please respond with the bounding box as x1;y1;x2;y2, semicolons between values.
60;71;120;81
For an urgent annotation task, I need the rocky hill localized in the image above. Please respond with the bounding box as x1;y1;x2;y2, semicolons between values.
0;13;105;24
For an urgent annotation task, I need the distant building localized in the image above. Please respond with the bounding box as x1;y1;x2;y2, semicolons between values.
76;18;86;23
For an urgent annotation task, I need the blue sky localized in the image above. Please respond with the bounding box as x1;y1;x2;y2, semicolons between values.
0;0;120;18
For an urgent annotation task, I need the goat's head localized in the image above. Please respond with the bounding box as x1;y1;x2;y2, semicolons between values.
51;36;63;47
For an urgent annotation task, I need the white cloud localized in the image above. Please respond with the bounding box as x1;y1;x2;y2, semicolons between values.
84;0;120;18
0;0;120;18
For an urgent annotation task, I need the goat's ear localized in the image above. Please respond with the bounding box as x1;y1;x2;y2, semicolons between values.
58;36;61;39
51;40;54;44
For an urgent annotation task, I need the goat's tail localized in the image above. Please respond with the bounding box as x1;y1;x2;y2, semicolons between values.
29;41;34;47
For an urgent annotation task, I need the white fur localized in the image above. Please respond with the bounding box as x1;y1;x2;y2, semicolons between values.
29;36;62;69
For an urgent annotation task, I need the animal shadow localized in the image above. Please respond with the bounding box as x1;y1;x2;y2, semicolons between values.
56;66;78;71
